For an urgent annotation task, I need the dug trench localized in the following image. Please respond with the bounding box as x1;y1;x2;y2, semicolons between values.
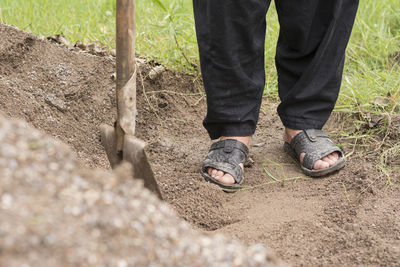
1;24;399;266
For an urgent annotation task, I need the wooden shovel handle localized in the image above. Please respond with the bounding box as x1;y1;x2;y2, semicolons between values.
116;0;137;149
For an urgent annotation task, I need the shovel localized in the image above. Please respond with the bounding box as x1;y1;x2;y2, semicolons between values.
100;0;162;199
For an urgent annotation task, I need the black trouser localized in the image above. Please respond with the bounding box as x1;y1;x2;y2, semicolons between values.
193;0;359;140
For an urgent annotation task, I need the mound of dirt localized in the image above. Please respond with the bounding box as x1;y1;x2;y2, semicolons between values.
0;115;282;266
1;23;399;266
0;24;115;168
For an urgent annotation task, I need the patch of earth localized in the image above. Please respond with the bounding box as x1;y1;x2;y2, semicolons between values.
0;116;281;267
1;23;399;266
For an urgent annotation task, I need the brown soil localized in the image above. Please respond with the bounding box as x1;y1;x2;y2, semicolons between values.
1;24;399;266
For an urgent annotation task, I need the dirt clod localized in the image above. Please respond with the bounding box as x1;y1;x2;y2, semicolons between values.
44;93;67;112
148;65;166;80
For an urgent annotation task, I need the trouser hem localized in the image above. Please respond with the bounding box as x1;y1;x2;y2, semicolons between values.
279;115;325;130
206;124;256;140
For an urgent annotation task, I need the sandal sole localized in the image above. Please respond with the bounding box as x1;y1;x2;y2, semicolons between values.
201;171;244;193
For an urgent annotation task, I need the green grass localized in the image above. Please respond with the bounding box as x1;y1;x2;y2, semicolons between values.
0;0;399;115
339;0;400;116
0;0;116;47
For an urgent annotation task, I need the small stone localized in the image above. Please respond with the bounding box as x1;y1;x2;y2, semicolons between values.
47;34;70;47
44;94;67;112
75;41;86;50
136;58;146;64
87;43;107;56
244;157;255;168
1;194;13;209
252;143;265;147
148;66;166;80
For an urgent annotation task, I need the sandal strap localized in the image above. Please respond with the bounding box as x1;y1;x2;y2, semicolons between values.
203;139;248;184
209;139;249;155
290;129;343;170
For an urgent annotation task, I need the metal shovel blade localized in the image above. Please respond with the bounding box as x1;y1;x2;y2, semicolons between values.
100;124;121;168
100;124;162;199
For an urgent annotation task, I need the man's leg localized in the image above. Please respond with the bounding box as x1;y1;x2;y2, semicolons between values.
275;0;359;170
193;0;270;184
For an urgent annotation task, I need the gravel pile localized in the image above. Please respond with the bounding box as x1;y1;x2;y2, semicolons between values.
0;116;283;267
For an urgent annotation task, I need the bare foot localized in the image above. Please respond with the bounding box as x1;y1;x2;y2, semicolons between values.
207;136;250;185
284;128;339;170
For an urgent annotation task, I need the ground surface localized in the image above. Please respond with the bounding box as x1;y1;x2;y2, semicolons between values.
0;116;279;267
1;24;399;266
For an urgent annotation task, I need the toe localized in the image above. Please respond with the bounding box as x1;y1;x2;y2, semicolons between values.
213;163;244;185
215;170;224;179
215;173;235;185
321;155;334;166
324;152;340;167
331;152;340;160
327;154;336;161
314;159;330;170
301;152;333;170
206;167;235;184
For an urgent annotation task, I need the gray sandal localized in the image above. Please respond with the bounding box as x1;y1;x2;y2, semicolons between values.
284;129;345;177
201;139;249;192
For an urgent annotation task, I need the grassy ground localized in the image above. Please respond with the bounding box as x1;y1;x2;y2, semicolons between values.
0;0;399;117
